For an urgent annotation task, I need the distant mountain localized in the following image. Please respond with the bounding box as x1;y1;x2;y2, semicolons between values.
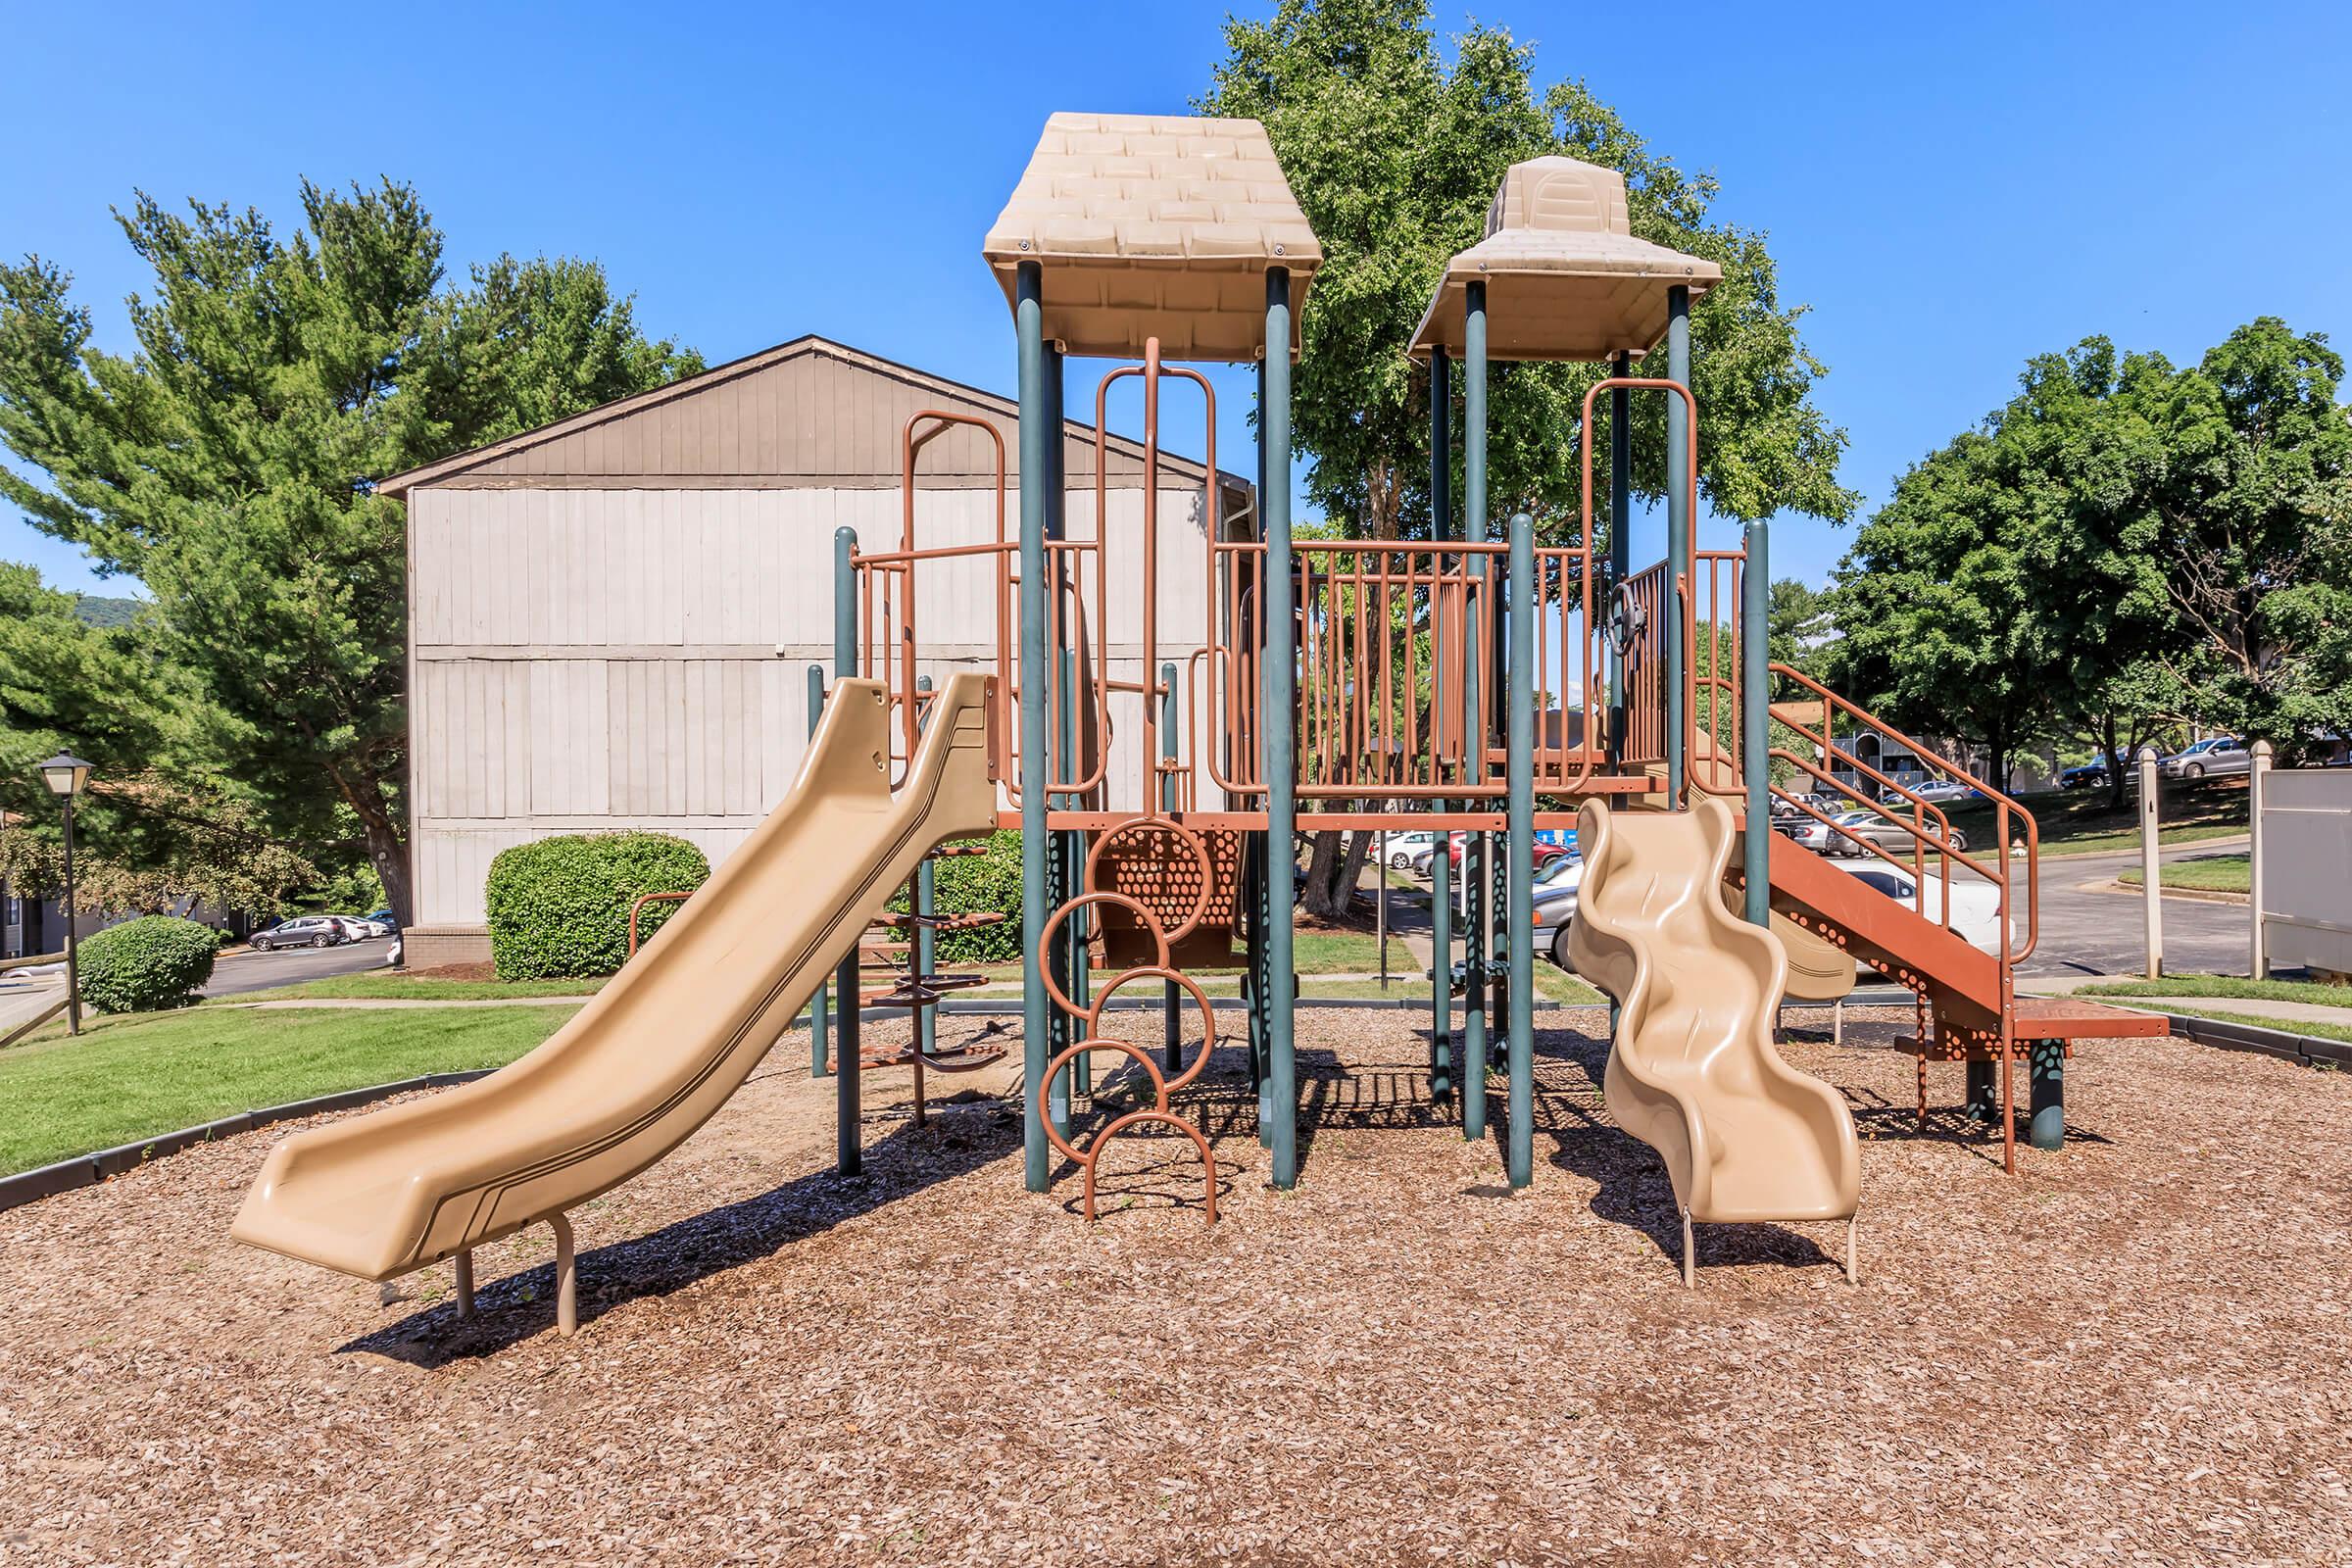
73;595;147;629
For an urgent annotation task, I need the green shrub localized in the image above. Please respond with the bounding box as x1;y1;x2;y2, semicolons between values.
75;915;219;1013
483;832;710;980
890;830;1022;964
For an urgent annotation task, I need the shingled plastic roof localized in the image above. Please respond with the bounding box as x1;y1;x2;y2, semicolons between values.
983;113;1323;364
1409;156;1722;364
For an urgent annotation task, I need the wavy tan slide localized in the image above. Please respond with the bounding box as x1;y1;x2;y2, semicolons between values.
1567;798;1861;1288
233;673;999;1332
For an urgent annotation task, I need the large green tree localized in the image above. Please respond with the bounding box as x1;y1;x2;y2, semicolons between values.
1200;0;1854;542
1202;0;1854;913
0;180;701;923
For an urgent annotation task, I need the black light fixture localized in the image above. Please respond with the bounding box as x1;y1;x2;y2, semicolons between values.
36;753;92;1035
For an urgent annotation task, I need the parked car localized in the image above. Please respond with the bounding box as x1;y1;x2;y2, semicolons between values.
1880;778;1972;806
249;915;350;952
1535;851;1584;889
2162;736;2249;779
1830;859;2010;957
334;914;391;940
1446;834;1569;871
1533;882;1581;969
2058;760;2110;790
365;906;400;933
1383;830;1443;870
1825;808;1969;858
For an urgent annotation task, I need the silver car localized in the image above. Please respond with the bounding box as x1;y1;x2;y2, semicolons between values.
2161;736;2249;779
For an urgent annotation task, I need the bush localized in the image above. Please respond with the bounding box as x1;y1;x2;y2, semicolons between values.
75;915;219;1013
484;832;710;981
890;830;1023;964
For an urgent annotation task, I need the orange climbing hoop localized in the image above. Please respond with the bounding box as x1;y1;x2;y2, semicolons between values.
1082;814;1215;944
1035;891;1164;1017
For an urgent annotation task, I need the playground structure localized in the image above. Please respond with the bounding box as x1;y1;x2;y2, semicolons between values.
232;114;2169;1321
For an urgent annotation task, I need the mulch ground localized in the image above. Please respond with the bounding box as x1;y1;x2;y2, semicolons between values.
4;1005;2348;1565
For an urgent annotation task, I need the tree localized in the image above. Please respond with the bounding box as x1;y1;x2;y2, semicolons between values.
0;179;701;924
1202;0;1855;913
0;563;318;921
1200;0;1852;541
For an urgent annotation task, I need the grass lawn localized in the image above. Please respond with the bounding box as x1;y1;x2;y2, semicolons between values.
2117;853;2250;894
2078;973;2352;1009
220;972;612;1004
1940;776;2248;858
0;1004;574;1175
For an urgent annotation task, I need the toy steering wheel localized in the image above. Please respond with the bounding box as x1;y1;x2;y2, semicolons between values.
1606;581;1647;657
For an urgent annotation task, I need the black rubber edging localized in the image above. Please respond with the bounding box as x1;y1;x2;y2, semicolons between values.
2145;1008;2352;1070
0;1068;495;1215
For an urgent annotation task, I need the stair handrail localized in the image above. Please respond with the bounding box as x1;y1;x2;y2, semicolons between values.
1767;662;2039;965
1762;751;1956;936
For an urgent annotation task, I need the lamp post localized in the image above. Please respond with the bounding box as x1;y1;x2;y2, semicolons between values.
38;753;91;1036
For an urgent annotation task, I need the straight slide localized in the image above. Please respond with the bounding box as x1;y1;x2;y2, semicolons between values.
1568;798;1859;1281
233;673;998;1284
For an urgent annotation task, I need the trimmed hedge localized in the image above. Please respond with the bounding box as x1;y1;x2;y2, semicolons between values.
76;915;219;1013
891;830;1022;964
484;832;710;981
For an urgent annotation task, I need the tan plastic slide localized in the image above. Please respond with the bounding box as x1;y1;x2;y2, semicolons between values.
233;673;999;1326
1567;797;1860;1287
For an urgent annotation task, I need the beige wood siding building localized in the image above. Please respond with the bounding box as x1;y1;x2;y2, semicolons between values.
385;335;1250;967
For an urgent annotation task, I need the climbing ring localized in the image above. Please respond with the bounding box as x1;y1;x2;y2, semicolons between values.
1035;1039;1168;1164
1035;892;1165;1019
1081;813;1216;945
1083;963;1220;1096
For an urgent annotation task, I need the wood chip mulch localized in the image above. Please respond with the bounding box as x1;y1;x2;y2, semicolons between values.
3;1006;2347;1565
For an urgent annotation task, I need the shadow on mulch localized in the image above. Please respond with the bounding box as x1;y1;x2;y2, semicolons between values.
1529;1023;1849;1280
340;1102;1026;1365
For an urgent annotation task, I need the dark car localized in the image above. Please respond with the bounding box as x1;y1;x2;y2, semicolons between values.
365;906;400;932
249;915;350;952
2059;761;2109;790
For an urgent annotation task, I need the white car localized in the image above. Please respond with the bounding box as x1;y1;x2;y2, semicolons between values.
1382;830;1444;870
333;915;390;940
1830;860;2012;957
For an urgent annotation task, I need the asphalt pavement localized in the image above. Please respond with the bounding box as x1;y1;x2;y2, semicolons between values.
201;939;396;998
2012;840;2249;981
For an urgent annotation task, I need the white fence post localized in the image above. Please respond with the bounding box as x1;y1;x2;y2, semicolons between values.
2249;740;2273;979
2138;745;2164;980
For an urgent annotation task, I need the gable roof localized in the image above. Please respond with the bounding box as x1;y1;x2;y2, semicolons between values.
377;333;1250;498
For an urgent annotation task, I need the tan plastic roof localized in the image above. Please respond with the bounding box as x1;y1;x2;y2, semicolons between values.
1408;156;1722;364
983;113;1323;364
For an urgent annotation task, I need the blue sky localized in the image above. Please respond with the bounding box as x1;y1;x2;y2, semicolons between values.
6;0;2347;598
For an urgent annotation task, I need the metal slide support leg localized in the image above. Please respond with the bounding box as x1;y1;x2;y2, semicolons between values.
1506;513;1536;1188
1681;1209;1696;1290
832;527;862;1177
549;1213;577;1338
1263;270;1299;1190
806;663;831;1078
1666;285;1691;805
1016;263;1053;1193
454;1250;474;1320
2028;1039;2066;1152
1741;521;1771;925
1428;346;1453;1099
1460;280;1489;1144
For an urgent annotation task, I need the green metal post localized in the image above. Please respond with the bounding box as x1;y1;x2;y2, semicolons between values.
2029;1040;2065;1151
1461;281;1489;1144
1742;520;1771;926
807;662;831;1078
833;525;862;1176
1016;263;1053;1193
1965;1058;1997;1123
1428;346;1453;1100
1506;512;1536;1187
1666;285;1691;806
913;675;936;1059
1263;269;1299;1189
1160;661;1183;1073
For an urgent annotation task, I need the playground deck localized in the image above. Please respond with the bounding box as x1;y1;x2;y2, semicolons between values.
7;1008;2346;1565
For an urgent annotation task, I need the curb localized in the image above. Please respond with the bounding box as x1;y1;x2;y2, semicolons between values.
2098;878;2250;906
2115;1006;2351;1070
0;1069;494;1215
